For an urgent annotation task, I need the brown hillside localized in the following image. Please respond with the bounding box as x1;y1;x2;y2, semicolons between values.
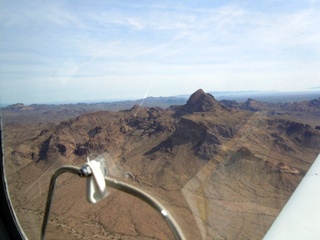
3;90;320;239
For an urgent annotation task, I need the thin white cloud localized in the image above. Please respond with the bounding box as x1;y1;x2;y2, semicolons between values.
1;0;320;104
0;1;81;27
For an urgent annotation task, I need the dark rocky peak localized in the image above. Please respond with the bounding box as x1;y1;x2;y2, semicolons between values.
246;98;255;103
308;98;320;108
242;98;274;111
187;89;214;111
182;89;227;113
128;104;149;116
243;98;260;111
3;103;33;111
283;97;320;114
187;89;206;104
220;99;240;109
5;103;24;109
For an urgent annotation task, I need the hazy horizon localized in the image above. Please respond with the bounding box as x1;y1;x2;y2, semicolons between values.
1;89;319;106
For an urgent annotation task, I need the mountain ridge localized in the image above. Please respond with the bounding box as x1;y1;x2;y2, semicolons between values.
3;89;320;239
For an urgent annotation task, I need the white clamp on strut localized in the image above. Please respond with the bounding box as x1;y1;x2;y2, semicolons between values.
79;156;108;203
41;155;186;240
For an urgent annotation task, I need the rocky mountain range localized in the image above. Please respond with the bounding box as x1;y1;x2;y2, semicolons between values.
3;89;320;239
220;96;320;113
3;91;319;124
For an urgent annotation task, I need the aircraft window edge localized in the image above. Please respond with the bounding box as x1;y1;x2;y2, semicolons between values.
0;114;27;240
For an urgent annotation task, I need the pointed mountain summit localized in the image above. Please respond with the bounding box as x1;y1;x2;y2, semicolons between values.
181;89;228;114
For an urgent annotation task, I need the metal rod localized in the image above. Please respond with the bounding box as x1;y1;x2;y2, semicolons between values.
41;166;186;240
41;166;80;240
104;176;186;240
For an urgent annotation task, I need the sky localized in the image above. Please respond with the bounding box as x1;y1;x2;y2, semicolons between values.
1;0;320;104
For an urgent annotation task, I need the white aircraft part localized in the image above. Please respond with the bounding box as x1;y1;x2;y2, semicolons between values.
264;154;320;240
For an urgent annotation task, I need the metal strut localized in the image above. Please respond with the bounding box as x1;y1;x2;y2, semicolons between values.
41;165;185;240
41;166;80;240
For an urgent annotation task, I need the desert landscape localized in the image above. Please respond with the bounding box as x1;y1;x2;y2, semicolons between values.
2;89;320;239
